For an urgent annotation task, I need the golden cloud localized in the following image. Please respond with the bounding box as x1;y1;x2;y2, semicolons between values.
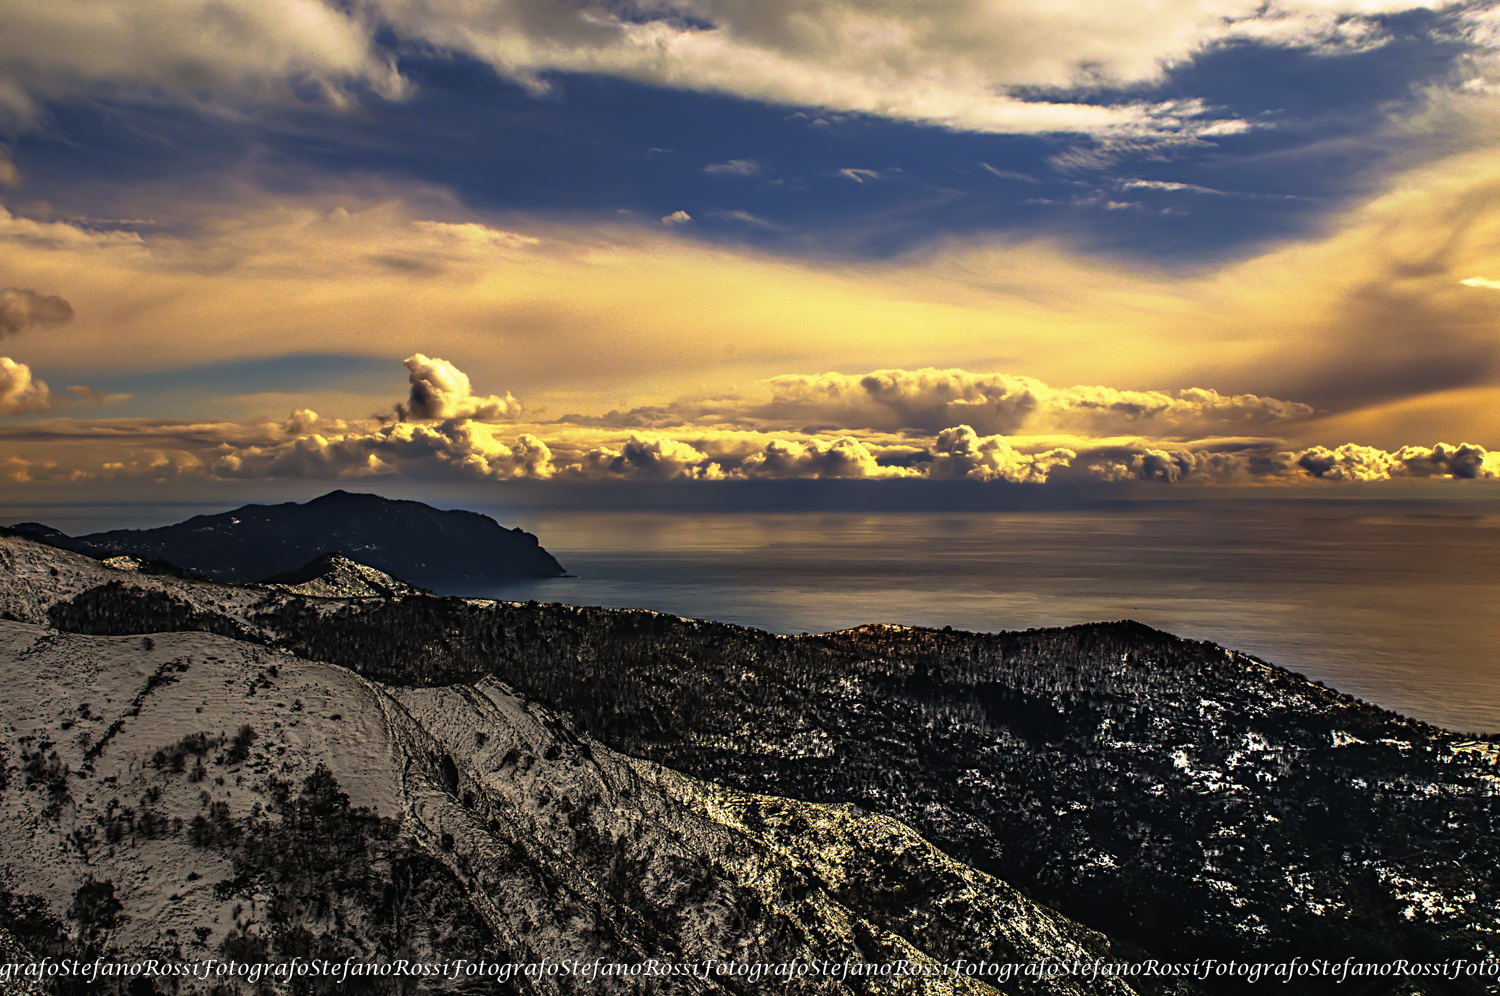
2;356;1496;489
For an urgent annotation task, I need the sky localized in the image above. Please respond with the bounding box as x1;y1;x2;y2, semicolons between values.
4;0;1500;513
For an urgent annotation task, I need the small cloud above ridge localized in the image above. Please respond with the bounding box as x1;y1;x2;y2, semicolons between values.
704;159;763;176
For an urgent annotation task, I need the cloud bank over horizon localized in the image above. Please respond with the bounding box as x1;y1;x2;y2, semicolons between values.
3;355;1496;489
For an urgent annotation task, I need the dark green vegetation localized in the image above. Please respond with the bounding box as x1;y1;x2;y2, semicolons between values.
41;585;1500;996
4;490;565;581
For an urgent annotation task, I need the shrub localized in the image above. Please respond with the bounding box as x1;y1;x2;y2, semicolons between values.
68;879;123;934
224;725;257;765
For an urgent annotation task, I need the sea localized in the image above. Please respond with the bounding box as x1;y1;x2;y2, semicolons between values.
421;500;1500;735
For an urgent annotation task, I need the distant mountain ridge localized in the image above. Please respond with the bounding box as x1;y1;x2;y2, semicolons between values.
4;490;565;582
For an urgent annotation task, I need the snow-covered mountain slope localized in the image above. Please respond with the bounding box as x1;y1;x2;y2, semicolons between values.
0;536;288;640
9;533;1495;995
0;617;1139;995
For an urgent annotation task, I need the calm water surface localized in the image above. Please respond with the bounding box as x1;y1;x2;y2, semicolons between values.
425;502;1500;734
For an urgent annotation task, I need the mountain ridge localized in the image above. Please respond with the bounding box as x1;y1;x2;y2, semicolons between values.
0;614;1143;996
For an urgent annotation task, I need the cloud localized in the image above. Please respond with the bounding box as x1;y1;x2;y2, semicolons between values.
8;0;1468;141
1084;443;1276;483
63;407;554;483
1294;441;1500;481
203;419;555;482
580;435;721;481
748;369;1316;436
1461;276;1500;289
978;164;1039;182
1120;179;1227;196
704;159;762;176
0;0;403;125
3;353;1497;489
357;0;1442;138
740;435;898;479
395;353;520;422
1072;438;1500;484
710;209;777;229
3;456;88;483
0;357;52;416
409;220;540;250
928;425;1076;483
838;168;882;184
2;142;1500;456
64;385;125;408
661;210;693;226
0;288;73;338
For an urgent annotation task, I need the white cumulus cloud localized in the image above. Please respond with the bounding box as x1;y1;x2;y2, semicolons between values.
0;357;53;416
395;353;521;422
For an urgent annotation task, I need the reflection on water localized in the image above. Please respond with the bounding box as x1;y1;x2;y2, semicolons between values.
424;501;1500;734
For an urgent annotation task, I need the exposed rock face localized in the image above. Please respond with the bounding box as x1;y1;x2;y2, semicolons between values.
3;490;565;582
258;552;433;598
2;535;1496;995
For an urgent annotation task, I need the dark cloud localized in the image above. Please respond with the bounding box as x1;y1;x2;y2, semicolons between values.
0;288;73;338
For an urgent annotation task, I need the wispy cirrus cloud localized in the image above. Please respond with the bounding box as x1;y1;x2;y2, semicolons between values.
704;159;762;176
708;209;777;229
1120;179;1227;196
978;164;1040;182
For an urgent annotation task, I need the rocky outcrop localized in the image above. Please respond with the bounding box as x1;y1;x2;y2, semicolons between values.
259;552;433;598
